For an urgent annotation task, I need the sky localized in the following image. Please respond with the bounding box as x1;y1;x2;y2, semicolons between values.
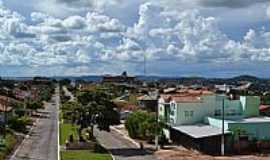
1;0;270;77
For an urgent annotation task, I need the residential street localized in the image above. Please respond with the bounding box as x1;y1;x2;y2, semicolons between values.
94;128;158;160
63;86;75;102
9;87;59;160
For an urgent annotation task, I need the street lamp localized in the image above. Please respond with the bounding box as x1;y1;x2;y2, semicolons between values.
146;91;159;150
217;94;226;156
221;98;225;156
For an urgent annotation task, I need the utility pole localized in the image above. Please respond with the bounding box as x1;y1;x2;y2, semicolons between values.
221;98;225;156
143;54;146;76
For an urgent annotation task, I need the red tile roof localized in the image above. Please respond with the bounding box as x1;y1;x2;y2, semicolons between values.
160;89;213;103
259;105;270;111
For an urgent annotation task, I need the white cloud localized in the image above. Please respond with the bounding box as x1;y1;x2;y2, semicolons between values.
62;16;85;29
1;1;270;76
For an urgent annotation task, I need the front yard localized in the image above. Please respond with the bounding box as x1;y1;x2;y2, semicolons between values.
61;150;112;160
60;123;112;160
60;123;79;145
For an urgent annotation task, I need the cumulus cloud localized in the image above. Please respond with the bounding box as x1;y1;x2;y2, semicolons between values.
1;1;270;76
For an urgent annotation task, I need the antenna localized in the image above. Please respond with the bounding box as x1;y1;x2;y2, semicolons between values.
144;54;146;76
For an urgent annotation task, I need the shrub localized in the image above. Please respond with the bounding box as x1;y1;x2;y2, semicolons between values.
8;116;31;133
125;110;165;141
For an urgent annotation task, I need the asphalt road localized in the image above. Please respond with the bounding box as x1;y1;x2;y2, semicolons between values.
95;128;157;160
10;87;59;160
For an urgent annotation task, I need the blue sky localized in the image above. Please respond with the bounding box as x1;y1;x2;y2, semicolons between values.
1;0;270;77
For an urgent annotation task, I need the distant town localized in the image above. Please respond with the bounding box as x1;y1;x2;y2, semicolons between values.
0;72;270;160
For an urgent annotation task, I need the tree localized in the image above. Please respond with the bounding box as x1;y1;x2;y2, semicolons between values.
125;110;165;142
75;91;120;137
8;116;31;133
26;101;43;115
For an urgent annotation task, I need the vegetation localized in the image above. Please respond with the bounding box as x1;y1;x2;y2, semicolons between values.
125;110;165;142
8;116;31;133
60;123;79;145
26;100;43;115
60;90;120;138
0;131;17;160
61;150;112;160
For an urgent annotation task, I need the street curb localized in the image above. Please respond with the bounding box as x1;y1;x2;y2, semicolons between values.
57;87;61;160
58;121;60;160
9;118;39;160
108;150;116;160
111;126;140;148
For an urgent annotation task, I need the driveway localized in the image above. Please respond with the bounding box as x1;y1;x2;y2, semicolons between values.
9;87;59;160
94;128;158;160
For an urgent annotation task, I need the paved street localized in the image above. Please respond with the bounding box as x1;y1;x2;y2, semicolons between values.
95;128;158;160
10;87;59;160
63;86;75;102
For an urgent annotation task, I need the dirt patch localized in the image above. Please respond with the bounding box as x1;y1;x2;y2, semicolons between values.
155;146;270;160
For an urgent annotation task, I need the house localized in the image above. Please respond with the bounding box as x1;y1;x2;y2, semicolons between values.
0;96;15;124
259;105;270;116
158;90;270;154
137;91;159;112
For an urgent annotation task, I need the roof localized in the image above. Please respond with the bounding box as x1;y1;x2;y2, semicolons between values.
172;124;231;139
259;105;270;111
0;95;21;112
232;117;270;123
137;94;158;101
120;104;140;112
170;96;202;103
0;104;12;112
160;89;214;103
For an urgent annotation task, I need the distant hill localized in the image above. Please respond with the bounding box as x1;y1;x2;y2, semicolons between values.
1;74;269;83
229;75;259;82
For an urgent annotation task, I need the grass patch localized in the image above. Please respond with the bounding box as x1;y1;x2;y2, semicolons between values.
60;123;79;145
0;131;17;160
61;150;112;160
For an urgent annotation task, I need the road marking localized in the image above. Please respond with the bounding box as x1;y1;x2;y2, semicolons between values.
57;87;60;160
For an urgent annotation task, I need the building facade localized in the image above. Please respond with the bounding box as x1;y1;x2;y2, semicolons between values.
158;91;270;154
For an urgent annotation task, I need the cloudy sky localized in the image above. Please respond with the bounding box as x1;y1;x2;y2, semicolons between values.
1;0;270;77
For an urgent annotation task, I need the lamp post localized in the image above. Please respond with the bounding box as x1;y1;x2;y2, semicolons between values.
146;91;159;150
221;98;225;156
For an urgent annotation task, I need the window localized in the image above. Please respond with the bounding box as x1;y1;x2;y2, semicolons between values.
184;111;189;117
214;109;221;116
184;110;194;118
190;111;194;117
227;109;236;116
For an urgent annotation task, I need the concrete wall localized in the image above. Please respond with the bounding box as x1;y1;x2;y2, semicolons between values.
159;95;261;126
173;95;219;125
205;117;230;130
229;122;270;140
205;116;270;141
240;96;260;117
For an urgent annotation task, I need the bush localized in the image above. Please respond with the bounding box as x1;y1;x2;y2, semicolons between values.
125;110;150;139
8;116;31;133
125;110;164;141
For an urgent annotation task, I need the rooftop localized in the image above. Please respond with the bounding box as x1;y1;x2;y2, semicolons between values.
160;89;213;103
233;116;270;123
173;124;231;139
259;105;270;111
